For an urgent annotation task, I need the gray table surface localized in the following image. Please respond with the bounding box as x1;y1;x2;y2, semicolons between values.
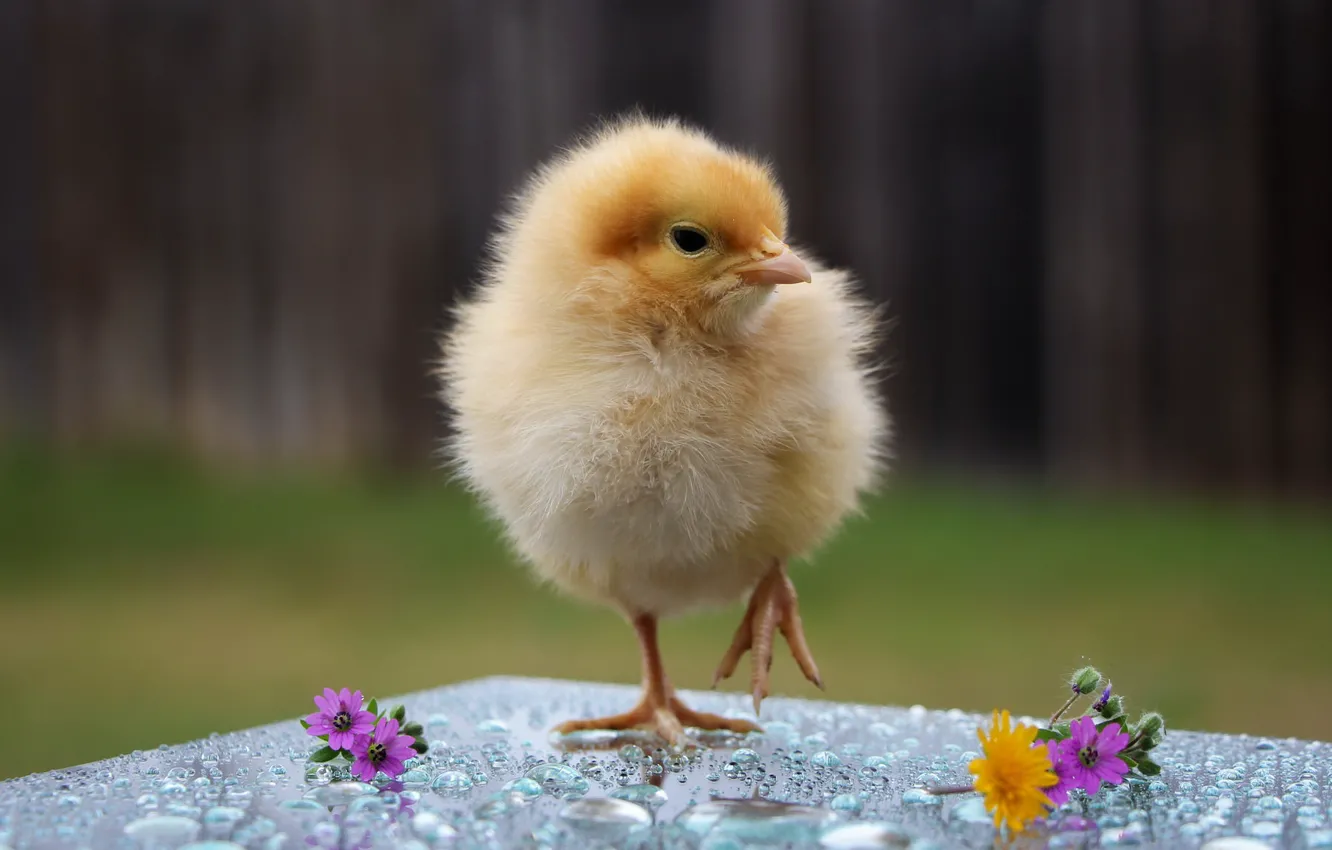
2;677;1328;849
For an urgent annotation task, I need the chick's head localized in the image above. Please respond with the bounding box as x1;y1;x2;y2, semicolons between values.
506;117;812;338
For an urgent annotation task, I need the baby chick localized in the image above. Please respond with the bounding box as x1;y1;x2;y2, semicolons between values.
439;116;888;744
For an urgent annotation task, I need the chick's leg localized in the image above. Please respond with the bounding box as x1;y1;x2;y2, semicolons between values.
712;559;823;714
552;613;759;744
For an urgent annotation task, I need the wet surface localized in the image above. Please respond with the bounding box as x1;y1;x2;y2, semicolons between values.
2;677;1328;848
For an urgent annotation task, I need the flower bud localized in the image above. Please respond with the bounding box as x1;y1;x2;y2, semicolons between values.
1136;712;1164;739
1092;682;1113;712
1071;666;1102;695
1098;695;1124;719
391;705;407;723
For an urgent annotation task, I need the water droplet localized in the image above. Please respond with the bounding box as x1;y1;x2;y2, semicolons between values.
501;777;543;802
475;719;509;735
124;814;202;844
1241;820;1284;839
901;789;942;807
811;751;842;769
676;799;834;843
525;763;590;799
1201;838;1279;850
731;748;761;767
399;768;430;786
1101;823;1147;846
202;807;246;827
763;722;799;745
425;713;450;730
1256;794;1283;810
611;783;669;810
277;799;324;812
302;781;378;807
475;790;526;819
946;797;989;825
830;794;863;814
818;821;912;848
431;770;473;796
558;797;653;841
410;811;459;844
618;744;645;763
178;842;245;850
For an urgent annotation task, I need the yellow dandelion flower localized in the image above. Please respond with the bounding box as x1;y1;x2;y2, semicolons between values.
968;709;1058;835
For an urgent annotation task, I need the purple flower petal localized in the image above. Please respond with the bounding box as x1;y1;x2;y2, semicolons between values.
385;736;416;761
338;687;353;709
323;687;339;707
350;690;364;711
351;757;375;782
377;718;400;743
313;694;332;715
1099;727;1131;756
348;711;375;735
327;731;351;751
379;757;404;779
1068;716;1096;749
1096;757;1130;783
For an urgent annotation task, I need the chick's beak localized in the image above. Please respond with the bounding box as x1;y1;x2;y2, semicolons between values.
734;235;812;286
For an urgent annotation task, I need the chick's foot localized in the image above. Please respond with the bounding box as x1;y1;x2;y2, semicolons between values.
552;693;759;746
551;612;760;747
712;559;823;714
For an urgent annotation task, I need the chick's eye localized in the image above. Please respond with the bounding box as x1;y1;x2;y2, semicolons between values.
669;225;709;255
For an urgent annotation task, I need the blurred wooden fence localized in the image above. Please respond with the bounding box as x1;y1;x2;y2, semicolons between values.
1;0;1328;494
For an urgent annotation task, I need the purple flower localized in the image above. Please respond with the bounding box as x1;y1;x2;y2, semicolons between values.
350;717;416;781
1043;740;1079;807
1092;683;1113;713
305;687;375;751
1059;716;1130;794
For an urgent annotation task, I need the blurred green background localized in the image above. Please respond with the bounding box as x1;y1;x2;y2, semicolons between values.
4;1;1332;781
3;445;1329;780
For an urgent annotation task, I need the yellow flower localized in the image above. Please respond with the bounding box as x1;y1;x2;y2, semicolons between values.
969;709;1058;835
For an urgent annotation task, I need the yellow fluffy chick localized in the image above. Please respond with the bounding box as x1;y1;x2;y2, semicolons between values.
439;116;888;744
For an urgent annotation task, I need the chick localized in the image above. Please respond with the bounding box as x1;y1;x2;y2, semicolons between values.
439;116;888;743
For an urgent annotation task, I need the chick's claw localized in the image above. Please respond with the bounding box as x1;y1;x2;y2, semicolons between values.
712;561;824;715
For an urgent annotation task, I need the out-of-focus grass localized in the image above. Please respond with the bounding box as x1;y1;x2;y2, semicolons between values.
2;445;1330;780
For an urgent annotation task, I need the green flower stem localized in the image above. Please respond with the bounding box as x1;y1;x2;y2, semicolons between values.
1049;692;1081;728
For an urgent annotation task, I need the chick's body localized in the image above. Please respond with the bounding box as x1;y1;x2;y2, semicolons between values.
449;258;880;617
441;117;887;738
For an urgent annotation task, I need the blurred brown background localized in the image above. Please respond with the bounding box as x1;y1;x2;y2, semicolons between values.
1;0;1330;780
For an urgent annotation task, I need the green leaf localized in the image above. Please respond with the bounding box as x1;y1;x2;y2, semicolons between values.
411;739;429;755
367;698;378;717
1034;728;1066;742
1135;758;1161;777
391;705;407;723
309;746;338;763
342;750;356;762
401;722;424;737
299;719;311;730
1118;755;1138;770
1096;715;1127;732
